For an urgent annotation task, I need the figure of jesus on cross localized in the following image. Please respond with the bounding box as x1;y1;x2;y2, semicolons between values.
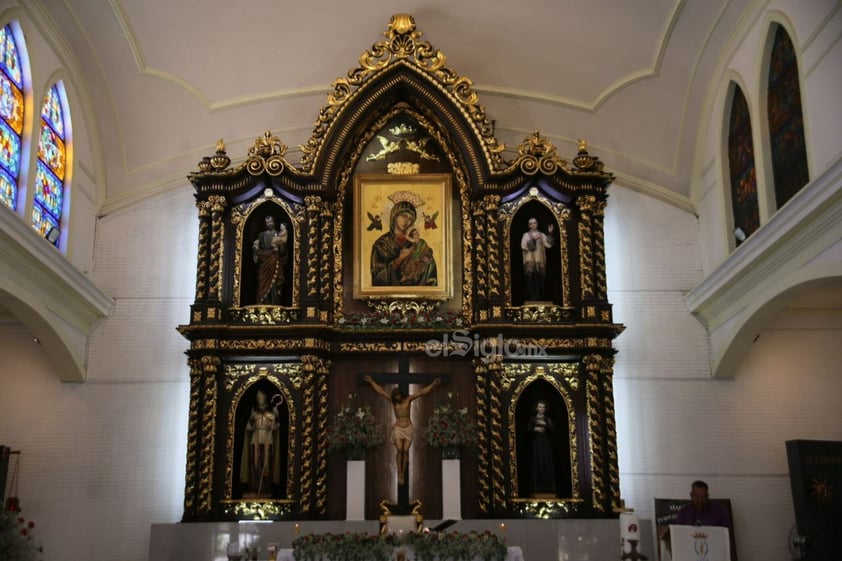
364;374;441;485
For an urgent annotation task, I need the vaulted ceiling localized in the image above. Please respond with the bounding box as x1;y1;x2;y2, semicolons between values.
34;0;752;209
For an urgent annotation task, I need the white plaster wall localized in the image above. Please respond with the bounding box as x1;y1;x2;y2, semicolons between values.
607;186;842;560
1;3;839;561
693;0;842;274
0;0;102;277
0;189;196;561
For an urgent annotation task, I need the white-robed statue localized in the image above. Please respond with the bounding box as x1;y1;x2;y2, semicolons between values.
520;217;555;301
240;389;283;497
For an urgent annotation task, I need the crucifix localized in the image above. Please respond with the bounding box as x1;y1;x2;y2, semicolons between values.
362;355;449;508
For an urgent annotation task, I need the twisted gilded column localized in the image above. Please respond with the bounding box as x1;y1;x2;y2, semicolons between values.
299;355;329;514
319;201;333;316
484;195;501;299
197;355;220;517
486;356;506;511
583;354;606;511
207;195;228;303
600;356;621;510
194;201;212;303
298;355;330;515
474;360;491;513
577;196;596;304
472;201;488;302
305;197;321;302
592;200;608;301
182;358;204;520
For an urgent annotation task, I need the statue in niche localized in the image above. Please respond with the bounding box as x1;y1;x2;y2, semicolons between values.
252;215;288;305
239;389;284;498
520;217;555;302
528;399;557;497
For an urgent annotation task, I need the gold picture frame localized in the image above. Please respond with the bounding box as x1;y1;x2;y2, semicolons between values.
353;173;452;300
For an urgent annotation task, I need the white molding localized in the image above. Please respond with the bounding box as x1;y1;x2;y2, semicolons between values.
684;156;842;329
0;205;113;381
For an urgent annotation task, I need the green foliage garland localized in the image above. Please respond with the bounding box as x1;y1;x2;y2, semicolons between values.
292;531;507;561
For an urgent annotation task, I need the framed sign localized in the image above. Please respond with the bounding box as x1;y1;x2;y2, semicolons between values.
353;173;452;299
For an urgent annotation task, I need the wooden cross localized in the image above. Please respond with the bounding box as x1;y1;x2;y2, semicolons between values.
361;356;449;509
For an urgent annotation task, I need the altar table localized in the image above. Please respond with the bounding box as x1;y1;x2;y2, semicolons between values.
276;545;525;561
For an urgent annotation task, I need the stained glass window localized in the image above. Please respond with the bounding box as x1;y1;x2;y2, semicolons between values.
32;83;68;243
0;22;25;211
767;25;808;209
728;85;759;246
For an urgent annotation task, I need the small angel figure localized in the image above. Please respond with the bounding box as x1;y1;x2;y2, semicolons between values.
423;211;439;230
367;212;383;231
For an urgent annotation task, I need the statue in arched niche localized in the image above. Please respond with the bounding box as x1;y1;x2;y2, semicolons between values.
511;201;561;305
243;204;292;306
253;214;288;305
237;383;287;499
528;399;557;496
515;379;572;499
520;217;555;301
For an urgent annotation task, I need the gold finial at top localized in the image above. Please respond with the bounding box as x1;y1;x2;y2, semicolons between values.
389;13;416;35
216;139;226;153
577;139;588;153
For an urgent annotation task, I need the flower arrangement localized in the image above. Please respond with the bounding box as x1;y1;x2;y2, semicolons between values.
292;532;394;561
292;531;507;561
424;393;478;453
326;394;385;456
0;509;42;561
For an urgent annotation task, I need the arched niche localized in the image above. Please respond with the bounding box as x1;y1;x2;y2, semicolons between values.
231;199;296;308
509;200;563;306
513;377;574;499
240;202;294;307
230;375;291;501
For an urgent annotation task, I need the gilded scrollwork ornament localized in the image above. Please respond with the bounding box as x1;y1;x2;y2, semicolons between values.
246;131;289;176
505;304;572;323
229;306;300;325
299;14;504;173
222;500;296;520
509;131;568;176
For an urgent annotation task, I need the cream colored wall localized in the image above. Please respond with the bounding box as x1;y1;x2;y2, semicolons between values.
692;0;841;269
1;2;840;561
0;188;195;560
3;184;840;561
0;1;102;273
607;185;842;560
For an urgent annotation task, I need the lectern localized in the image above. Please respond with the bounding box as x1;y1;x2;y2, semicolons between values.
660;525;730;561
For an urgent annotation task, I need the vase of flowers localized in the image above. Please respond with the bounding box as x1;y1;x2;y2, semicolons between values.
326;394;385;459
424;393;478;457
0;508;42;561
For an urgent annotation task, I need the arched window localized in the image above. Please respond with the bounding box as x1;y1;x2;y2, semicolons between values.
767;25;808;208
32;82;69;244
727;84;759;246
0;22;26;211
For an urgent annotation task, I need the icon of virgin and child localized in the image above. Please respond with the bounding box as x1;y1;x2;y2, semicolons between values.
370;191;438;287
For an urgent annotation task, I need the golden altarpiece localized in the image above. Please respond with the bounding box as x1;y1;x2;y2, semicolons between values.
178;14;623;523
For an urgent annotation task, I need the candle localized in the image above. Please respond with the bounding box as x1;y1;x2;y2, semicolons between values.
294;523;301;536
620;511;640;554
499;523;506;537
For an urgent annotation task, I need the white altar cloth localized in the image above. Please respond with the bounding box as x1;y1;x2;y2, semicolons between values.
277;545;525;561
